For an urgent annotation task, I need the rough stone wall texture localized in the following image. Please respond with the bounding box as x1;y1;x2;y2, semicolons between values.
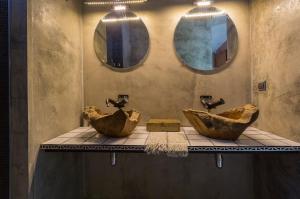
83;0;251;126
84;153;254;199
250;0;300;141
28;0;84;198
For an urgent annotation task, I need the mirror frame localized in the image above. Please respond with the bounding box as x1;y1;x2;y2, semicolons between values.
94;10;150;72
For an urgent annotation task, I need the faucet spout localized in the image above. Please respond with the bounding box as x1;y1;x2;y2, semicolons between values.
207;98;225;110
106;96;128;109
200;95;225;111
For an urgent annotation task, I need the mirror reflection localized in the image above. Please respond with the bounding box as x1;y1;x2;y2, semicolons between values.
94;9;149;70
174;7;238;72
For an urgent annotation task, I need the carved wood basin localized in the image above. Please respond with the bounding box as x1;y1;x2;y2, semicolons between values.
183;104;259;140
83;106;141;138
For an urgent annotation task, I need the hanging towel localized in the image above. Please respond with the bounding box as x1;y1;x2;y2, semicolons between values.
145;132;188;157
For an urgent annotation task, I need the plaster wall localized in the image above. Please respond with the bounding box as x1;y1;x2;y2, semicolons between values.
250;0;300;142
10;0;28;198
11;0;300;198
250;1;300;198
84;153;254;199
28;0;84;198
254;154;300;199
83;0;251;125
82;2;254;198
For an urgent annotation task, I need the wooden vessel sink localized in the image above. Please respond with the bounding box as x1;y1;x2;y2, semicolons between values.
183;104;259;140
83;106;141;138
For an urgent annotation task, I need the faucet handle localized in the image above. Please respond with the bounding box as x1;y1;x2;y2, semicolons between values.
106;95;129;109
219;98;225;104
200;95;212;100
200;95;212;108
200;95;212;99
118;95;129;102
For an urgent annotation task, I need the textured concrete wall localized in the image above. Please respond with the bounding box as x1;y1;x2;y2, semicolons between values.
83;1;253;198
0;1;10;197
250;0;300;141
84;153;254;199
10;0;29;198
14;0;300;198
254;154;300;199
83;0;251;126
30;152;84;199
250;1;300;199
28;0;84;198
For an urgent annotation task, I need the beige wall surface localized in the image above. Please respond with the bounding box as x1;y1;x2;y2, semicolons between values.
82;2;254;199
84;153;254;199
10;0;28;198
254;154;300;199
251;0;300;141
83;0;251;126
28;0;84;198
17;0;300;198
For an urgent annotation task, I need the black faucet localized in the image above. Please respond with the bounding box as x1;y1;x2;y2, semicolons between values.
200;95;225;111
106;95;129;109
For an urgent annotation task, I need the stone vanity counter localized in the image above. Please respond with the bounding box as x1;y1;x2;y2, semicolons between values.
41;126;300;152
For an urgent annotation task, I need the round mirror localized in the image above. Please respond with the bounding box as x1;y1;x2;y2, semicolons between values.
174;7;238;72
94;9;149;71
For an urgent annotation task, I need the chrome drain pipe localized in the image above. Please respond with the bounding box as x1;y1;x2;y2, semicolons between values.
216;153;223;169
111;152;116;166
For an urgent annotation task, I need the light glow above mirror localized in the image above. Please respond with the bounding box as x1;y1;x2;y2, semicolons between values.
184;10;225;18
101;16;140;23
84;0;147;6
194;1;212;7
113;5;127;11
